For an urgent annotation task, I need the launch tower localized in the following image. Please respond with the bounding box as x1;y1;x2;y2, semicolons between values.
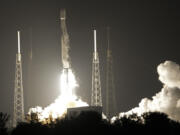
91;30;102;106
105;28;117;118
13;31;24;127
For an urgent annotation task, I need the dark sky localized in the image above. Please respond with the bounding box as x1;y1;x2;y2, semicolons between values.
0;0;180;117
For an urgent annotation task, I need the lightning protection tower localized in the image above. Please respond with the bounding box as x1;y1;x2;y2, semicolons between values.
91;30;102;106
105;28;117;118
13;31;24;127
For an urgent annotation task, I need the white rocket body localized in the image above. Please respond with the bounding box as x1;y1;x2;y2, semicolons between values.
60;9;73;96
60;9;71;69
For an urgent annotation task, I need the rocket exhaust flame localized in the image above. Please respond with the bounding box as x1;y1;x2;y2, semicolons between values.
60;68;77;97
28;69;88;123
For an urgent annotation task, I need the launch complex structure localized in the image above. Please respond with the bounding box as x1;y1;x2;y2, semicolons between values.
91;30;102;107
12;9;116;126
60;8;103;108
105;28;117;118
13;31;24;127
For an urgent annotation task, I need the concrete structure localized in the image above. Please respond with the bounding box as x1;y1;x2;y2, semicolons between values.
67;106;102;119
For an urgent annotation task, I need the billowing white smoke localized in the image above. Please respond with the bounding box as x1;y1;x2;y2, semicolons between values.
28;69;88;123
28;95;88;123
119;61;180;121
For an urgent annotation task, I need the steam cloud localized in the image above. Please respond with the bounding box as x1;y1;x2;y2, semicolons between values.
28;95;88;123
119;61;180;121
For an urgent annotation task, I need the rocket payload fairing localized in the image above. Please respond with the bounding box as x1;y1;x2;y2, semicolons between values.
60;9;71;69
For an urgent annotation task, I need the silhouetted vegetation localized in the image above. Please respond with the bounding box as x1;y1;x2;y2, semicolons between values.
1;111;179;135
112;112;180;134
0;112;9;135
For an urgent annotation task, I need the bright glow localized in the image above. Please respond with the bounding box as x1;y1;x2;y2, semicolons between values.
60;69;77;97
28;68;88;123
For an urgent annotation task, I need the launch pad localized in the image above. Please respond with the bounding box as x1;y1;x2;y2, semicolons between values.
13;9;107;124
67;106;102;119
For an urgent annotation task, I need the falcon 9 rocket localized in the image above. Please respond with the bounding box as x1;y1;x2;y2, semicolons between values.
60;9;71;69
60;9;73;96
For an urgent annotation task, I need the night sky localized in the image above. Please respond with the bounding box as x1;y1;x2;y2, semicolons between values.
0;0;180;117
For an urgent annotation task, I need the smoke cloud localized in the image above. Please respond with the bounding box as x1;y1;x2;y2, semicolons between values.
28;69;88;123
28;95;88;123
61;34;71;68
119;61;180;121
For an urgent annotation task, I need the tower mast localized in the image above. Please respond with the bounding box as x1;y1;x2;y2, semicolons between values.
91;30;102;106
106;27;117;118
13;31;24;127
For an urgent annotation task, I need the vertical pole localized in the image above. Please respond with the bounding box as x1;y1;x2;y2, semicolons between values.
94;30;97;60
107;27;110;50
17;31;20;54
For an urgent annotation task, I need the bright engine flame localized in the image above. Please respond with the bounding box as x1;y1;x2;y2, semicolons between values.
28;68;88;123
60;69;77;97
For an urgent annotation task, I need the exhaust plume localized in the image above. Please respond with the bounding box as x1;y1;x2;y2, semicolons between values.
27;10;89;123
118;61;180;121
60;9;71;69
28;69;88;123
